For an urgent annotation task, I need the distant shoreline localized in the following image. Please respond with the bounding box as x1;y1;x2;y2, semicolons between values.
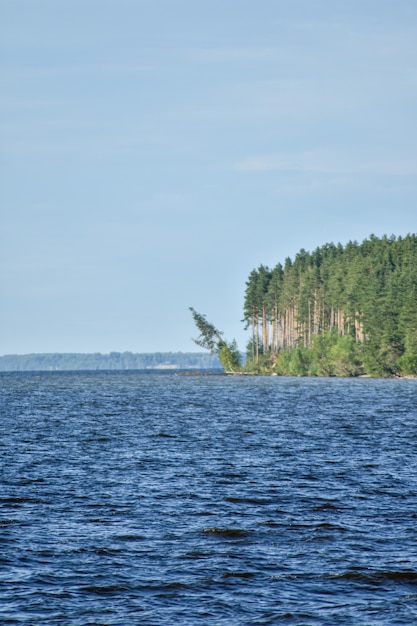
0;352;221;372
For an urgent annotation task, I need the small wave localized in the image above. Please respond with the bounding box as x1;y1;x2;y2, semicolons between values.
1;496;45;505
162;581;189;589
180;549;211;559
331;570;417;585
315;522;347;531
115;534;144;541
93;547;122;555
225;496;272;505
279;613;315;621
221;571;255;578
202;527;251;538
311;502;339;511
15;478;45;485
0;518;19;526
221;472;247;479
79;584;130;595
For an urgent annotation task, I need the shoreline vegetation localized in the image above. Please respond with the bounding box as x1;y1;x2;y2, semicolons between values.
191;234;417;378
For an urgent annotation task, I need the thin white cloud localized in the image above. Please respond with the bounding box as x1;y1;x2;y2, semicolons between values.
236;153;336;174
188;46;282;63
0;62;153;79
235;151;417;178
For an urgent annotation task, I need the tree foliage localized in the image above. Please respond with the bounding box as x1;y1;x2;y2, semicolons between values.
189;307;242;372
243;234;417;377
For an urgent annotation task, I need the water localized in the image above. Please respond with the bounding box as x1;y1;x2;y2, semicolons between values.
1;372;417;625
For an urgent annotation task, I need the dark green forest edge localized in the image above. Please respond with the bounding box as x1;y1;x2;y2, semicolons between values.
192;234;417;377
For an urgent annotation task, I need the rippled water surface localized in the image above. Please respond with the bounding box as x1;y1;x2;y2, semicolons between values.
1;372;417;625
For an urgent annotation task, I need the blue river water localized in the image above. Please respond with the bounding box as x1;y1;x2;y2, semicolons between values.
1;371;417;625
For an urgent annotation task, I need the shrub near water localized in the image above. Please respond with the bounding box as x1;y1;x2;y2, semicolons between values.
274;333;363;377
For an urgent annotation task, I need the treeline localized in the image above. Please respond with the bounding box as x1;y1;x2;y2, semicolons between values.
244;234;417;377
0;352;220;372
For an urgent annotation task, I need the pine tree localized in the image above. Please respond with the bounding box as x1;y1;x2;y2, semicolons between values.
189;307;241;372
243;234;417;376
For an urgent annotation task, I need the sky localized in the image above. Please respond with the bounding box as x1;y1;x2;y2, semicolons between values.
1;0;417;355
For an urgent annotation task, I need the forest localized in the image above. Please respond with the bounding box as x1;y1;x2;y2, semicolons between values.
242;234;417;377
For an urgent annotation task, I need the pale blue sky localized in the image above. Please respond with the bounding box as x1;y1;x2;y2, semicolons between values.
1;0;417;355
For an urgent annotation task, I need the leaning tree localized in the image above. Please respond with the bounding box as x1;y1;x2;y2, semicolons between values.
189;307;241;372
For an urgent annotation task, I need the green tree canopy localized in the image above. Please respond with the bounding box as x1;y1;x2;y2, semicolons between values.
243;233;417;377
